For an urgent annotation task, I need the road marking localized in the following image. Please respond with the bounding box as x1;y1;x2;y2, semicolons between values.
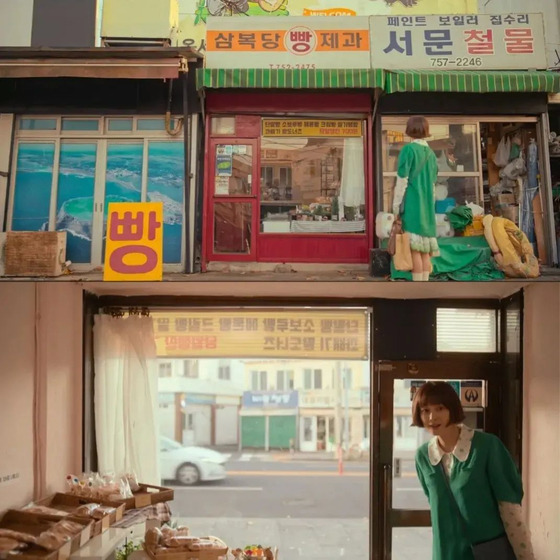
168;486;263;491
227;470;368;477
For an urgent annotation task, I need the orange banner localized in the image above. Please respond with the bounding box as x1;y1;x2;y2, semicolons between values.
207;29;369;53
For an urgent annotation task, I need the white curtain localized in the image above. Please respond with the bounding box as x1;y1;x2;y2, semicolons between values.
93;314;160;485
339;137;365;215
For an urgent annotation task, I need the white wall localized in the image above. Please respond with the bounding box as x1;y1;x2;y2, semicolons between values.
0;283;83;513
523;283;560;559
0;0;34;47
478;0;560;68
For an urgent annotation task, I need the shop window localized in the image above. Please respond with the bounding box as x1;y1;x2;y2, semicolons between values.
12;142;55;231
183;360;199;378
107;118;133;132
19;118;57;131
437;308;497;353
137;118;167;131
381;118;481;211
260;119;366;234
211;116;235;135
61;118;100;131
213;144;253;197
214;202;252;254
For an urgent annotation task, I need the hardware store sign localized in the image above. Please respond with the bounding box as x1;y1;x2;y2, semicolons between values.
262;119;362;138
152;310;369;360
370;13;546;70
205;16;371;70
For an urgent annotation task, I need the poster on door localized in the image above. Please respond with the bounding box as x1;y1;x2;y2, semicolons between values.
104;202;164;281
460;380;484;408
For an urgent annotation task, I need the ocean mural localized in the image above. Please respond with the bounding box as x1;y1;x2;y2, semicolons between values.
11;140;185;267
147;141;185;264
12;143;55;232
56;142;97;263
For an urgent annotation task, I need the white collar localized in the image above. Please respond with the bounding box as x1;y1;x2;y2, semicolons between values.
412;139;429;147
428;424;474;466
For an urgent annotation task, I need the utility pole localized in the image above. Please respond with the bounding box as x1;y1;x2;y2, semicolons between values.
334;361;342;466
343;363;350;455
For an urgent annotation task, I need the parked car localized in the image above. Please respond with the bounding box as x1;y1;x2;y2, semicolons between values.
159;435;228;486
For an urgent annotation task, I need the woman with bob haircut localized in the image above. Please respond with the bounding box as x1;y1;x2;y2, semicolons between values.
412;381;534;560
392;116;439;281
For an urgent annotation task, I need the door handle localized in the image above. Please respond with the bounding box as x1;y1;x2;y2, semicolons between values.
382;463;392;560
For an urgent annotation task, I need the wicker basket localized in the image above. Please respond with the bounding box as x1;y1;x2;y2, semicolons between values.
4;231;66;277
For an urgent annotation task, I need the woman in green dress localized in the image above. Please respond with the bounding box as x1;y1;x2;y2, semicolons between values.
412;381;535;560
392;116;439;281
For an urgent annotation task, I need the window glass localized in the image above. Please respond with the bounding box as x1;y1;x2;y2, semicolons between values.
55;142;97;264
137;118;167;131
61;119;100;131
107;118;133;132
147;141;184;263
213;202;252;254
214;144;253;196
260;119;366;234
12;143;55;231
19;118;57;131
211;117;235;135
437;308;497;352
381;119;481;210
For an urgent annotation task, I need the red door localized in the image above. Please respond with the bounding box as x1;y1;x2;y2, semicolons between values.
206;139;259;262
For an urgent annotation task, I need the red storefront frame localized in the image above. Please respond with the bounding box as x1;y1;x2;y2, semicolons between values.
202;92;375;269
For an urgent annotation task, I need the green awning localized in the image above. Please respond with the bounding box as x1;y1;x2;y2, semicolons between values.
197;68;384;90
385;70;560;94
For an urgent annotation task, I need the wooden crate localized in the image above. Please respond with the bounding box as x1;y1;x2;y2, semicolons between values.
35;493;125;536
64;484;174;511
4;231;66;277
0;509;93;560
144;536;228;560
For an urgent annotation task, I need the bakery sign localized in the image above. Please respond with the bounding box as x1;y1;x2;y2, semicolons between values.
205;15;371;69
152;309;370;360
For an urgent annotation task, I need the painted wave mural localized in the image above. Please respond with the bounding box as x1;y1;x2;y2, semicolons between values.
12;141;185;265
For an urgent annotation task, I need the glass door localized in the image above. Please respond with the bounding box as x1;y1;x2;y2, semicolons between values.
208;139;258;261
374;358;499;560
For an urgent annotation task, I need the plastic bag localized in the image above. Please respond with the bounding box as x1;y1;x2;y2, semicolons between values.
375;212;395;240
493;136;511;168
500;155;526;181
466;202;484;216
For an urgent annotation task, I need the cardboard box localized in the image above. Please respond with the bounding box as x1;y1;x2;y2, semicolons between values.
35;493;125;537
501;205;520;224
0;510;93;560
497;193;516;205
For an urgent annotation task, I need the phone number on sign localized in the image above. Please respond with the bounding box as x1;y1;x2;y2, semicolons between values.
431;57;483;67
269;64;317;69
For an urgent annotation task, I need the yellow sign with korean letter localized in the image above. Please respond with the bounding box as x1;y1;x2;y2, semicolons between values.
262;118;362;137
152;309;370;359
104;202;164;282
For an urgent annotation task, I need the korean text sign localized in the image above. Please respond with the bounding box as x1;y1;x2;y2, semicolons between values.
104;202;164;281
262;119;362;138
370;13;547;70
206;16;371;70
152;310;370;360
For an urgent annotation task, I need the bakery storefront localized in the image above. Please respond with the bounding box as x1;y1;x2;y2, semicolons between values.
198;17;381;268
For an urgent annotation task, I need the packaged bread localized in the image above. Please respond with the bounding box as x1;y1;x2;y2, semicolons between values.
0;529;37;545
91;506;116;520
188;540;222;551
52;520;85;539
74;503;109;519
23;505;69;517
144;527;162;548
0;537;27;553
35;532;69;551
163;536;200;548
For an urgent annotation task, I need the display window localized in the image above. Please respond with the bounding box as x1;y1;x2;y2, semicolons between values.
205;114;370;264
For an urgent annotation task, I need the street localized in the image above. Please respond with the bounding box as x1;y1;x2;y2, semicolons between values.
165;458;433;560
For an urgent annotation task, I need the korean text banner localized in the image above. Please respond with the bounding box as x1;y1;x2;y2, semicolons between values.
104;202;164;281
152;310;370;360
370;13;547;71
205;16;371;70
262;119;362;137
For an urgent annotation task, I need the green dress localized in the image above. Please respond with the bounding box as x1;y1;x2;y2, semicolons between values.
415;431;523;560
397;141;439;253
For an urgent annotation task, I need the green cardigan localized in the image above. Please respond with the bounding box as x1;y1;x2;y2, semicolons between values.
415;431;523;560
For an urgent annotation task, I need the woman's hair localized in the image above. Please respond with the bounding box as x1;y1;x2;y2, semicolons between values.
405;116;430;139
411;381;465;427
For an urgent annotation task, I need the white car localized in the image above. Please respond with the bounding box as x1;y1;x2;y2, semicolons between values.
159;436;228;486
